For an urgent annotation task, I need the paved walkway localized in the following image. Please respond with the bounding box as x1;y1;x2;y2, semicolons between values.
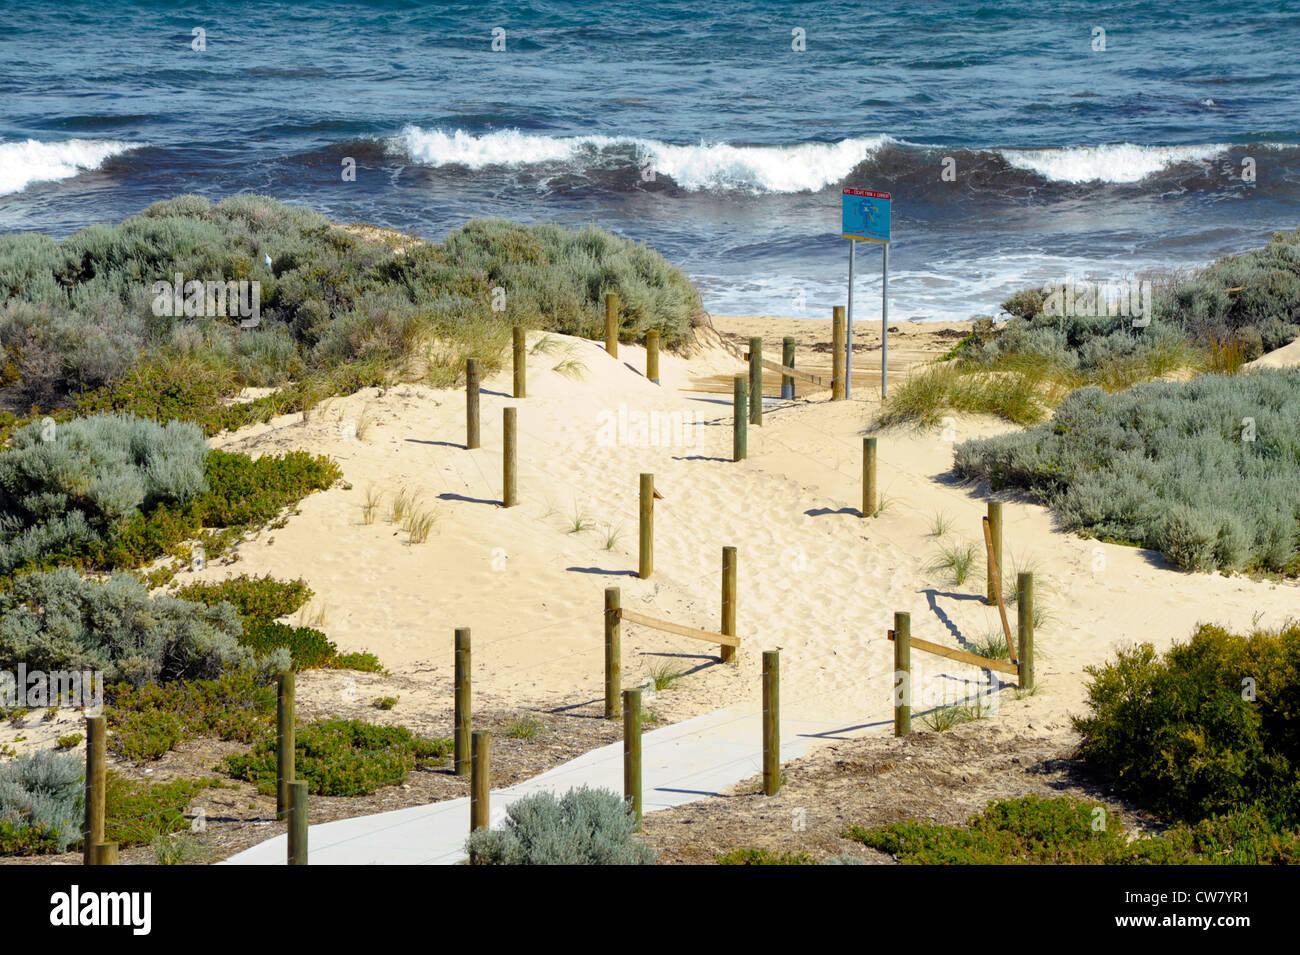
224;704;890;865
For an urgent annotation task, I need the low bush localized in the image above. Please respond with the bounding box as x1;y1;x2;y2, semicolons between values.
1072;623;1300;827
104;772;218;848
953;370;1300;574
848;795;1300;865
200;449;340;528
173;574;313;621
464;786;656;865
238;620;337;671
223;719;451;796
107;670;277;762
716;847;819;865
0;750;84;855
0;568;280;686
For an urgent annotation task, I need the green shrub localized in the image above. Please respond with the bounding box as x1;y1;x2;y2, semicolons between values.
848;795;1300;864
239;620;337;670
200;449;340;527
104;772;217;847
223;719;451;796
465;786;656;865
954;370;1300;573
716;847;819;865
0;568;277;685
1072;624;1300;826
174;574;312;621
0;750;84;854
107;670;277;761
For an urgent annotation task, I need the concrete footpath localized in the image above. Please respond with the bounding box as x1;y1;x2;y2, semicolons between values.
224;704;888;865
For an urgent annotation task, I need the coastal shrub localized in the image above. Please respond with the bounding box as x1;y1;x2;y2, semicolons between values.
107;670;277;762
716;847;819;865
953;370;1300;573
848;795;1300;864
464;786;656;865
238;620;336;670
104;772;219;848
0;750;84;854
1072;624;1300;826
200;449;340;527
174;574;313;621
223;719;452;796
0;195;702;426
0;567;278;686
0;413;207;574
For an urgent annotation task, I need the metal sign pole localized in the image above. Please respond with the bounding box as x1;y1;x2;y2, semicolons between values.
881;242;889;399
846;239;855;398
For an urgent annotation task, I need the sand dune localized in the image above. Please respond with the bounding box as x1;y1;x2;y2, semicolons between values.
175;322;1299;749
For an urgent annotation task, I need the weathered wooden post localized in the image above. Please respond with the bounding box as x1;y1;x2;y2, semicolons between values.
455;627;471;776
470;731;490;831
832;306;846;400
781;336;796;399
863;436;877;518
733;375;748;462
721;546;737;664
623;688;642;829
762;650;780;795
83;715;105;866
748;337;763;426
894;611;911;736
92;843;118;866
646;329;660;384
503;407;517;507
605;292;619;357
466;357;480;450
638;473;654;579
1018;572;1035;690
605;587;622;719
986;501;1003;606
288;781;308;865
276;671;294;821
512;325;526;398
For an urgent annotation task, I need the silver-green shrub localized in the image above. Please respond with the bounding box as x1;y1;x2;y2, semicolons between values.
0;750;85;853
465;786;657;865
0;567;281;684
954;369;1300;573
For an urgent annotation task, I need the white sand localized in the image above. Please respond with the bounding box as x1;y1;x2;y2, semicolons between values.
153;322;1299;746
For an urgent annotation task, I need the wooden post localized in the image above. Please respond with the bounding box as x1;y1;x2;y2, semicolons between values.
638;473;654;579
83;715;105;866
465;357;480;450
623;688;642;829
720;546;737;664
1018;572;1035;691
512;325;526;398
288;781;308;866
92;842;118;866
781;336;795;399
454;627;471;776
276;671;294;822
762;650;780;795
748;337;763;426
986;501;1002;605
604;587;621;719
832;306;846;400
733;375;748;462
646;330;660;384
863;436;877;518
605;292;618;356
502;407;517;507
470;731;490;831
894;611;911;736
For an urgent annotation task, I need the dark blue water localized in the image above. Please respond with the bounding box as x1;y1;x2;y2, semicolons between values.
3;0;1299;319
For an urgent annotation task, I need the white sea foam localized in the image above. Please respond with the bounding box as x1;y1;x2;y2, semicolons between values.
390;126;893;193
998;142;1229;184
0;138;141;196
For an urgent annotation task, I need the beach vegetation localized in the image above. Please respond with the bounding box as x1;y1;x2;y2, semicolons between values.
464;785;656;865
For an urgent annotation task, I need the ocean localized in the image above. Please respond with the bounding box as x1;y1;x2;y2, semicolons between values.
2;0;1299;321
